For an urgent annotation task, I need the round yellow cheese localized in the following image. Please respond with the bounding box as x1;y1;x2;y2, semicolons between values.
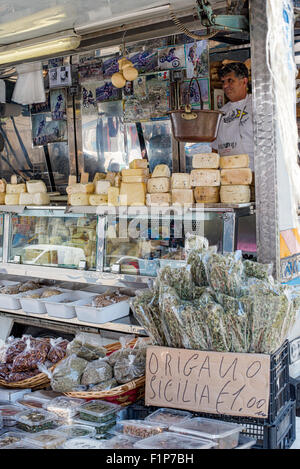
123;66;138;81
111;72;126;88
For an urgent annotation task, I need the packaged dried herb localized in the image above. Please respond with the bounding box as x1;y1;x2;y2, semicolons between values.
159;284;188;349
67;332;107;361
81;358;113;386
204;251;245;298
88;378;118;391
243;259;273;280
44;354;88;392
157;265;195;301
184;233;209;254
113;348;146;384
187;247;217;287
106;335;135;367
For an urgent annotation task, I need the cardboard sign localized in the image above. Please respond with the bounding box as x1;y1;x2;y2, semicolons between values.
145;346;271;419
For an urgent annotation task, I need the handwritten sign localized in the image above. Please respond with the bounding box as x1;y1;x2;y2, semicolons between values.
145;346;271;419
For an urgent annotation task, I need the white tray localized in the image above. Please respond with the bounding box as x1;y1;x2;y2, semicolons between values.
44;291;96;319
0;281;22;309
74;298;130;324
19;288;72;315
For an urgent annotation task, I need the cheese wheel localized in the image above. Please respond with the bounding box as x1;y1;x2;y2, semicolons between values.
105;171;118;185
123;66;138;81
129;159;149;169
190;169;220;187
69;193;90;206
26;180;47;194
194;186;220;203
152;164;171;178
147;177;170;194
171;189;194;205
119;182;146;206
0;192;5;204
111;72;126;88
146;192;171;206
89;194;108;205
122;168;149;178
0;179;6;193
171;173;191;190
95;180;111;195
6;183;26;194
108;187;120;206
220;168;252;185
32;192;50;205
192;153;220;169
122;175;148;183
220;185;251;203
66;183;94;195
68;175;77;186
19;193;34;205
219;154;249;169
5;194;20;205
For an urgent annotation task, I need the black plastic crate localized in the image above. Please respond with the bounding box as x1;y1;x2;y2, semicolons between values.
289;375;300;408
267;340;290;423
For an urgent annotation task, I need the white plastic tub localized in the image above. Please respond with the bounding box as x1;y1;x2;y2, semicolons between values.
44;291;95;319
74;298;130;324
0;281;22;309
19;287;71;315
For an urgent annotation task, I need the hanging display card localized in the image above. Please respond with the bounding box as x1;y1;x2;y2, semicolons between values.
145;346;271;419
158;45;186;70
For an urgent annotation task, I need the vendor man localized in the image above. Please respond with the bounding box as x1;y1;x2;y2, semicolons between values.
213;62;254;170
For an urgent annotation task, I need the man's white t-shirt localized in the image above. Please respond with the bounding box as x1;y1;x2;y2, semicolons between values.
213;94;254;170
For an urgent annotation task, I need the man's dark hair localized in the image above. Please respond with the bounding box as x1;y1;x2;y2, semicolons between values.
218;62;249;80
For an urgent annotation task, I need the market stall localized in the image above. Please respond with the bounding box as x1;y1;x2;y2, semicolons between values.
0;0;299;451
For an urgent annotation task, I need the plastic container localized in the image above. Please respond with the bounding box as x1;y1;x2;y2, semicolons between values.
73;417;117;435
145;408;192;428
235;435;257;449
0;404;23;427
15;397;46;410
24;429;67;449
0;281;22;309
62;437;103;449
24;390;64;402
43;396;84;420
97;434;140;449
75;299;130;324
19;287;70;315
169;417;244;449
134;431;217;449
44;291;95;319
78;400;121;424
15;408;59;433
0;388;32;403
56;424;96;439
0;431;26;448
113;419;168;439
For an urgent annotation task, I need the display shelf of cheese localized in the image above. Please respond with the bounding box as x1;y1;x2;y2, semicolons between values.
1;176;51;206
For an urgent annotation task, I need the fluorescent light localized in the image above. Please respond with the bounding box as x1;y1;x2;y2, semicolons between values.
76;4;171;34
0;34;81;65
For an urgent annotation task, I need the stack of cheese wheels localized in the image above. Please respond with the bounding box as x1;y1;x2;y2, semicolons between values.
170;172;193;205
5;175;50;206
219;154;252;204
66;173;95;206
146;164;172;206
120;159;149;206
190;153;221;203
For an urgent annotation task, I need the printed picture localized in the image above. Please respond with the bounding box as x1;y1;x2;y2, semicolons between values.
95;81;122;102
49;65;72;88
185;40;209;78
31;113;68;146
81;82;98;115
50;89;67;120
30;92;51;114
158;45;186;70
78;58;103;82
48;57;64;69
181;78;210;109
128;50;158;73
214;89;225;110
102;55;120;79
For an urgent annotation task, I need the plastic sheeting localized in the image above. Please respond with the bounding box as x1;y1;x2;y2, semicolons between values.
12;62;45;105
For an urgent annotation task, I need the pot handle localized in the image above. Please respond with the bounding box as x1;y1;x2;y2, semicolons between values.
186;77;204;111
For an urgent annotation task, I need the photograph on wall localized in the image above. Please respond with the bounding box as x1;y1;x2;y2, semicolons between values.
78;57;104;82
145;72;170;117
102;55;120;79
49;65;72;88
50;89;67;120
81;81;98;115
30;92;51;114
133;75;147;98
95;80;122;102
158;45;186;70
128;49;158;73
180;78;210;109
185;40;209;78
31;113;68;146
214;88;225;110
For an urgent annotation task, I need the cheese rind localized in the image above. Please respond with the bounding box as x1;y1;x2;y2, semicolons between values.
119;182;146;206
219;154;249;169
19;193;34;205
6;183;26;194
89;194;108;205
32;192;50;205
66;183;94;195
0;193;5;204
122;175;148;183
220;185;251;203
190;169;220;187
69;193;90;206
95;180;111;195
147;177;170;194
121;168;149;178
152;164;171;178
194;186;220;203
129;159;149;169
0;179;6;193
108;187;120;206
171;173;191;189
5;194;20;205
192;153;220;169
220;168;252;185
171;189;194;205
26;180;47;194
146;192;171;206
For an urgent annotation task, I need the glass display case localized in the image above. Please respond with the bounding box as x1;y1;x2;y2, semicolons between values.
8;211;97;270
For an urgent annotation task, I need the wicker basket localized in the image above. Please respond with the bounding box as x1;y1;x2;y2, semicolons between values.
0;339;140;391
